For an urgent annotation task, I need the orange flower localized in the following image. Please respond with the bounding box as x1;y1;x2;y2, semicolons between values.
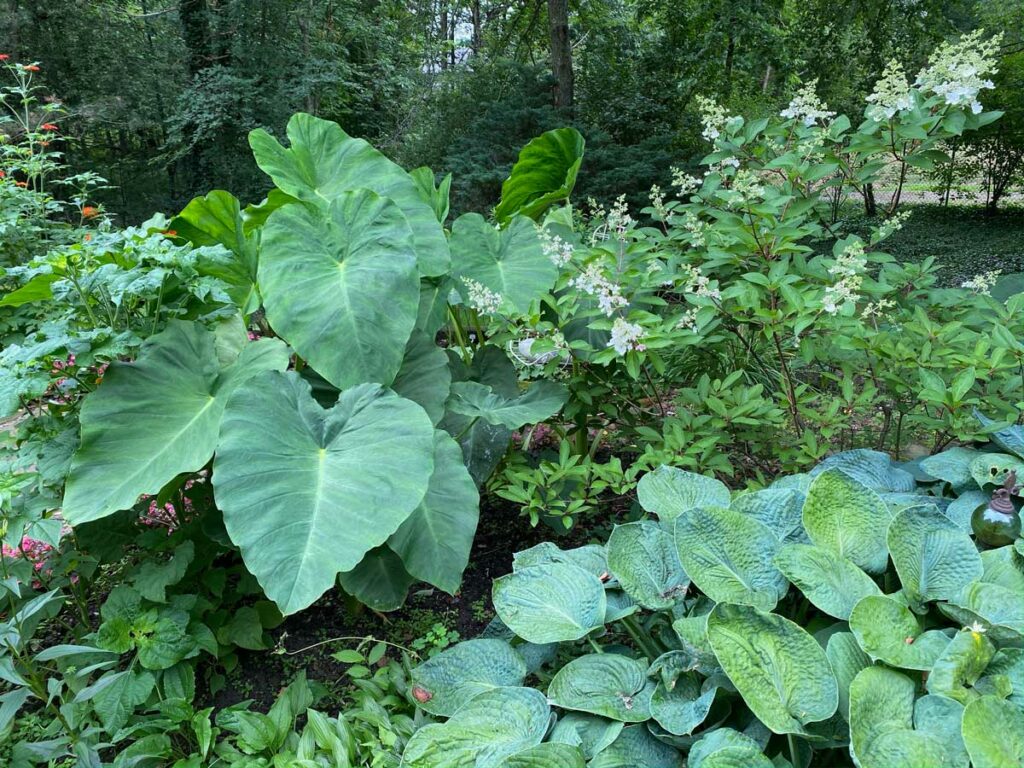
0;171;5;178
22;64;39;72
81;205;99;218
162;229;178;237
84;233;92;242
41;123;58;131
38;140;50;147
15;181;27;187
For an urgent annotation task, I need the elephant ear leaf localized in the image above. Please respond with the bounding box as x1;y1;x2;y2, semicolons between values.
446;379;567;429
63;321;288;525
212;372;435;615
494;127;585;224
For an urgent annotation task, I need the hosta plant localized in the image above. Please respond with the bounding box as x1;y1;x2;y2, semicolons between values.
400;446;1024;767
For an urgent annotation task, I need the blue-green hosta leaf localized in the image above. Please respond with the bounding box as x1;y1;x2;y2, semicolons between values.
649;672;720;736
849;596;952;670
671;616;722;676
337;545;414;611
913;695;968;768
981;649;1024;706
496;744;584;768
707;603;838;735
883;493;951;517
948;581;1024;638
975;409;1024;460
387;431;479;595
802;469;891;574
493;127;585;224
493;562;606;643
603;589;637;623
410;638;527;717
63;322;288;525
887;505;983;605
771;473;813;492
849;666;952;768
547;654;654;722
450;213;557;314
730;488;807;542
587;724;682;768
810;450;916;492
920;448;984;491
980;546;1024;591
249;113;449;276
607;521;688;610
774;543;881;620
687;728;773;768
926;628;995;704
638;466;731;522
446;380;567;429
259;191;419;389
213;373;435;614
548;713;623;760
944;490;987;531
400;687;549;768
512;542;608;579
970;453;1024;491
391;332;451;425
674;507;788;611
826;632;872;722
961;696;1024;768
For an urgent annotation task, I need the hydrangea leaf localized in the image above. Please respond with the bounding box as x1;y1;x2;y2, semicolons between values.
802;469;891;574
849;595;952;670
707;603;838;735
493;127;585;224
410;638;527;717
63;321;289;525
962;696;1024;768
547;654;654;723
809;449;916;492
259;190;419;389
493;562;606;643
213;372;435;614
587;724;682;768
638;466;731;522
446;379;568;429
774;543;881;620
548;713;623;760
607;521;689;610
888;504;983;605
674;507;788;611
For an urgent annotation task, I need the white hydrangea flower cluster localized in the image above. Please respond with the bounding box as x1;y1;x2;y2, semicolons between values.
649;184;668;219
608;317;645;355
539;228;574;268
916;30;1002;114
822;241;867;315
725;170;766;208
961;269;1001;296
707;156;741;176
675;307;700;333
780;79;835;126
680;264;721;301
861;298;896;319
866;60;914;121
462;277;502;315
696;95;734;142
682;213;707;247
571;263;628;316
671;167;700;197
875;209;912;241
607;194;634;236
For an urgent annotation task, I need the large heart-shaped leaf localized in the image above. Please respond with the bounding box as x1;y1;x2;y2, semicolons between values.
887;505;982;605
548;654;654;722
607;521;689;610
674;507;788;611
259;190;419;389
913;695;968;768
810;449;916;492
213;372;434;614
962;695;1024;767
687;728;773;768
446;380;567;429
496;744;585;768
494;127;585;224
731;488;807;542
802;469;891;574
391;332;451;425
387;431;479;595
587;724;682;768
825;631;872;722
337;545;415;611
927;628;995;703
948;581;1024;638
492;562;606;643
649;672;720;736
707;603;838;735
774;543;881;620
975;409;1024;459
249;113;449;276
970;452;1024;490
849;595;952;670
638;467;731;522
548;713;623;760
410;638;527;717
450;213;557;314
63;322;288;525
920;448;983;490
512;542;608;578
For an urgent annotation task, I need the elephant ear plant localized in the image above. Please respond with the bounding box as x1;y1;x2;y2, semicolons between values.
400;447;1024;767
59;114;575;615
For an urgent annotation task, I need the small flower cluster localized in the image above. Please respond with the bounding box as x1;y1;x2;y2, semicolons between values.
682;213;707;248
780;79;835;126
724;170;766;208
675;307;700;333
875;209;912;241
2;535;55;572
571;262;628;316
462;277;502;314
866;60;914;122
649;185;668;219
607;194;633;237
916;30;1002;114
961;269;1001;296
539;228;574;268
608;317;645;355
679;264;721;301
671;167;700;197
695;95;734;142
823;241;867;314
861;297;896;319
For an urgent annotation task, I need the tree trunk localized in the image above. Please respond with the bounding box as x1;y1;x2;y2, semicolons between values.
179;0;212;76
439;0;449;70
471;0;481;55
547;0;573;110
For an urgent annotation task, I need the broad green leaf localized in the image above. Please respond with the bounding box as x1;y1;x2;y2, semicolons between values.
802;469;891;574
979;546;1024;592
975;410;1024;459
547;654;654;722
970;453;1024;490
949;581;1024;638
674;506;788;611
63;322;288;525
731;488;806;542
410;638;527;717
450;213;557;314
927;629;995;704
512;542;608;578
217;606;268;651
91;670;155;734
913;695;968;768
962;696;1024;768
826;631;872;722
401;687;549;768
945;490;987;531
337;545;415;611
849;595;952;670
887;505;983;605
774;543;881;619
920;448;983;490
688;728;773;768
587;724;682;768
607;521;689;610
638;466;730;521
494;127;585;224
446;380;567;429
603;588;638;623
259;190;419;389
549;713;624;759
387;431;479;594
249;113;449;276
391;332;451;425
0;688;31;740
492;562;606;643
213;373;434;614
810;449;916;492
130;541;194;603
497;744;585;768
982;649;1024;707
707;603;838;735
409;166;451;224
0;273;60;307
650;672;719;736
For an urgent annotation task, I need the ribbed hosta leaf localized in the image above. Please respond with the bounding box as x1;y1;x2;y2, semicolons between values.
649;672;719;736
774;543;881;620
913;695;968;768
810;449;916;492
849;595;952;670
970;453;1024;490
707;603;838;735
825;631;872;722
547;654;654;722
496;744;585;768
493;563;606;643
688;728;773;768
887;505;982;605
587;725;682;768
926;628;995;703
213;372;434;614
920;448;983;490
410;638;527;717
63;322;288;525
802;469;891;574
548;713;623;760
962;695;1024;767
607;521;689;610
948;581;1024;638
638;466;731;521
731;488;807;542
512;543;608;578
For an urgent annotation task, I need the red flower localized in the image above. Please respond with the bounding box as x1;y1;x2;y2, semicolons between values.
0;54;9;61
161;229;177;237
81;205;99;218
22;64;39;72
0;171;5;178
41;123;58;131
